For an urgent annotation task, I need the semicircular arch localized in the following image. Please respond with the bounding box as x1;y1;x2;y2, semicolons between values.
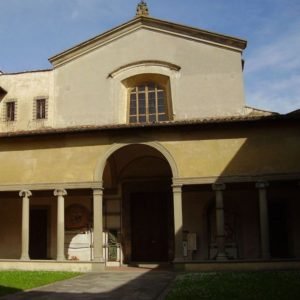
93;142;179;182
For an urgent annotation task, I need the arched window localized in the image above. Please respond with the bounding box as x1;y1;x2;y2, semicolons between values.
129;83;168;123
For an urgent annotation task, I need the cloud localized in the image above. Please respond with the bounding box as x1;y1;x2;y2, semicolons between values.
70;9;80;20
245;22;300;74
244;16;300;113
245;74;300;113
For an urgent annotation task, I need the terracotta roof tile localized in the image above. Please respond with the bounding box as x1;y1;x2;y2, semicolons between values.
0;114;299;138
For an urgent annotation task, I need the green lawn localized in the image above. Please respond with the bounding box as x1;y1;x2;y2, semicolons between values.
166;271;300;300
0;271;81;296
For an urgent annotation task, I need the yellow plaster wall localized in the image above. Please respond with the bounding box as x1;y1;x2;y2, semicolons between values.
0;198;21;258
0;136;110;184
0;194;93;259
183;188;261;260
0;123;299;186
162;124;300;178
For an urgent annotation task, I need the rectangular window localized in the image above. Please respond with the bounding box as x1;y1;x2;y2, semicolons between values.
36;98;46;119
129;83;168;124
6;102;15;121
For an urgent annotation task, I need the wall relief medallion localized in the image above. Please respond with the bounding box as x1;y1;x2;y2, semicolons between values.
65;204;90;230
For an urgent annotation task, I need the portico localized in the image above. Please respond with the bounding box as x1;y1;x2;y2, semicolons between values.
0;122;299;272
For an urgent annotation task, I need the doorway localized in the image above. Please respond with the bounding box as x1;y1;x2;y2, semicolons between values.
131;192;169;261
29;208;48;259
269;201;289;258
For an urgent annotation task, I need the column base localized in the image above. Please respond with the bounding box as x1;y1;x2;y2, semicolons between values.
216;251;228;261
173;257;184;262
56;256;66;261
20;255;30;261
262;253;271;260
93;257;104;263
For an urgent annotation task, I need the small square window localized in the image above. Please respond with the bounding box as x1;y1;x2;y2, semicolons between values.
36;99;46;119
6;102;15;121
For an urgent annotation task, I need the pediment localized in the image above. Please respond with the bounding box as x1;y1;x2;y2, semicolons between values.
49;16;247;68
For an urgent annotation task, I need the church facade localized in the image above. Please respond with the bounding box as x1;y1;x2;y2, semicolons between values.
0;2;299;272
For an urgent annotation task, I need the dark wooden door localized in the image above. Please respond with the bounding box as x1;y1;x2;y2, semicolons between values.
131;193;168;261
29;209;48;259
269;202;289;258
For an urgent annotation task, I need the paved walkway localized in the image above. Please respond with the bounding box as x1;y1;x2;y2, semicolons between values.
0;270;175;300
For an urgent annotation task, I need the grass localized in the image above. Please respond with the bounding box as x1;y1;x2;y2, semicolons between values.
0;271;81;296
166;271;300;300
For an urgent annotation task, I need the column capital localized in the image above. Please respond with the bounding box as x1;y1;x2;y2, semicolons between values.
54;189;67;197
91;180;104;190
93;188;104;196
255;181;269;189
172;184;183;193
212;183;226;191
19;190;32;198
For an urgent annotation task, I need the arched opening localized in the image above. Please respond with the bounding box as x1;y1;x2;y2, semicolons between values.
102;144;175;263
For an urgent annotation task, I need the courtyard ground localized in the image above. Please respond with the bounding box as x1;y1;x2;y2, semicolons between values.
0;271;81;297
165;270;300;300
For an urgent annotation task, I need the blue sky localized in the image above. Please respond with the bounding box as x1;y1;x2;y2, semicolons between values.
0;0;299;113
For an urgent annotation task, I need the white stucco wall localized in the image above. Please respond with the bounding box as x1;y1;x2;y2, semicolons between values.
0;27;245;132
0;71;54;132
53;28;245;127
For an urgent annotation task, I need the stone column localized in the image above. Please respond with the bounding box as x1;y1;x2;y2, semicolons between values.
172;184;183;261
93;188;104;262
19;190;32;261
54;189;67;261
256;181;270;259
212;183;227;260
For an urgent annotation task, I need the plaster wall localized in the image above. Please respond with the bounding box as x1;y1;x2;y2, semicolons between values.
53;28;245;127
0;197;21;258
0;71;54;132
0;124;299;186
182;188;261;260
0;193;92;260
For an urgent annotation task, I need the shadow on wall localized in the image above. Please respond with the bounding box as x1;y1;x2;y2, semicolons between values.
179;119;300;261
213;119;300;259
0;269;175;300
210;120;300;178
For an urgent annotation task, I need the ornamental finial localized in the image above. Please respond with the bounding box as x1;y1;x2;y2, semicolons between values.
136;1;149;17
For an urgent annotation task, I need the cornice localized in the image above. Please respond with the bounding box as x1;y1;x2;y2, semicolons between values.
172;172;300;186
108;60;181;78
0;172;298;192
0;181;102;192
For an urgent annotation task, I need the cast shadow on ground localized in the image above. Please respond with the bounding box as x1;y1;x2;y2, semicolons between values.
0;268;175;300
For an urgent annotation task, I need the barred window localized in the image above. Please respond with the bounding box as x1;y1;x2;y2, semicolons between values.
6;101;15;121
36;98;46;119
129;83;167;123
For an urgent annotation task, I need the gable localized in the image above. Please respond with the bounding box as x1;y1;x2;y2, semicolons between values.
49;16;247;68
52;26;245;128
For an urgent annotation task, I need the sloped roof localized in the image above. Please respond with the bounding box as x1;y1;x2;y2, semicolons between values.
1;113;298;138
244;106;278;116
49;15;247;67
